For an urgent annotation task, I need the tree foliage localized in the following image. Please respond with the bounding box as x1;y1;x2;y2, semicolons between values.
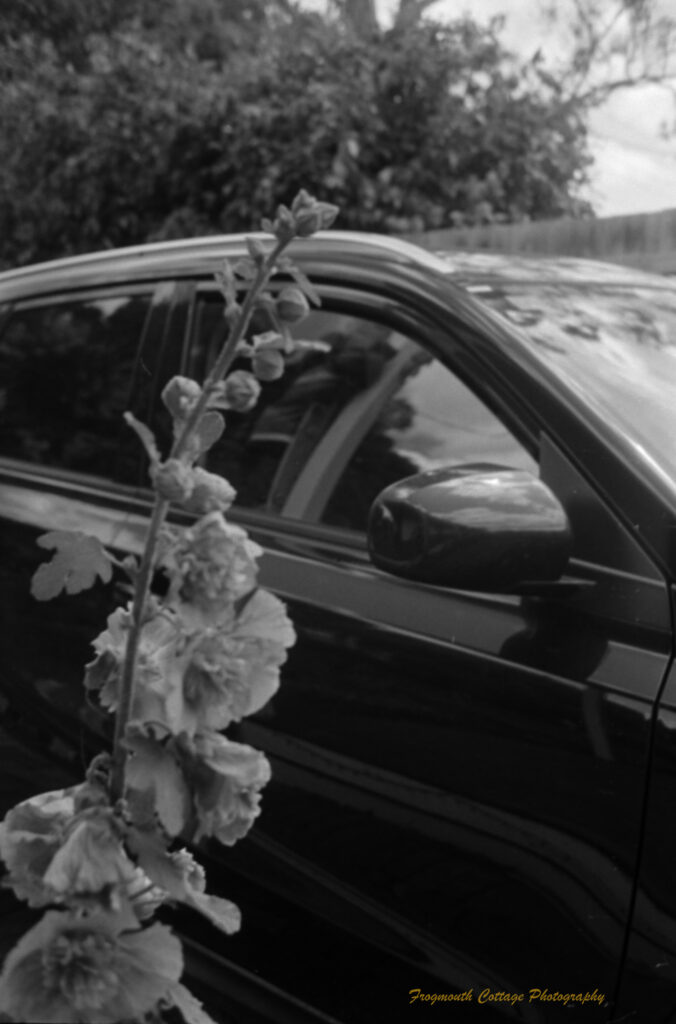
0;0;672;266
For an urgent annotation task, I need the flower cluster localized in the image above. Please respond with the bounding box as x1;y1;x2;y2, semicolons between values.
0;908;183;1024
0;189;334;1024
0;784;164;920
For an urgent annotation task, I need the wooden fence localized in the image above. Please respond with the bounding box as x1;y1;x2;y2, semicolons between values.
405;207;676;274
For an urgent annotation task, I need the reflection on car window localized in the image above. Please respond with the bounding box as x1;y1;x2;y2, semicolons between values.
0;292;151;483
193;297;535;523
320;328;536;531
475;283;676;496
196;297;398;510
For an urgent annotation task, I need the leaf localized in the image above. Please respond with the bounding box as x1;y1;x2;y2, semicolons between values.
123;411;160;464
125;723;192;837
214;260;237;307
31;531;113;601
168;984;219;1024
193;411;225;456
232;256;257;281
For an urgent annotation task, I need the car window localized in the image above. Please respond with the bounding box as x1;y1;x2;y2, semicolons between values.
0;290;152;485
192;293;536;522
318;333;538;531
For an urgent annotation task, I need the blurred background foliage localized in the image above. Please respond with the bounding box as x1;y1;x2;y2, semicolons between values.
0;0;672;266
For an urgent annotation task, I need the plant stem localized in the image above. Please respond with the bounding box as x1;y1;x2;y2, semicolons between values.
110;496;169;801
171;238;286;462
110;236;288;802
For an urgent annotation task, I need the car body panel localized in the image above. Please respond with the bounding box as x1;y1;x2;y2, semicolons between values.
1;233;676;1021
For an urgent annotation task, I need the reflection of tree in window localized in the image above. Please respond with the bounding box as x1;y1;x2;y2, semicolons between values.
0;295;150;483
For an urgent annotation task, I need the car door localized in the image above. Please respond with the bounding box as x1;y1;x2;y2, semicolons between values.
184;279;672;1022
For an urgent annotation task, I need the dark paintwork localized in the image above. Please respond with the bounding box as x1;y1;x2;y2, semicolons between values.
368;465;572;589
0;234;675;1022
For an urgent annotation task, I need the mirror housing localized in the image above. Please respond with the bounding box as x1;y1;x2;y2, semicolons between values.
368;465;572;591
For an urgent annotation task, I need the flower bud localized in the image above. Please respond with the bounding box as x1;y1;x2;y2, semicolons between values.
276;285;310;325
272;204;296;244
211;370;261;413
151;459;194;503
291;190;339;237
252;330;285;351
291;189;313;215
252;348;285;381
294;209;321;237
246;236;267;265
161;376;202;420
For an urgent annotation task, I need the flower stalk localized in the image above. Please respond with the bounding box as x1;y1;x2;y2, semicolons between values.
111;236;288;801
0;189;338;1024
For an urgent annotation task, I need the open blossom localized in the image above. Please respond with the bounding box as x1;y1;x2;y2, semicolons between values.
176;732;271;846
84;605;184;725
0;789;160;917
0;909;182;1024
181;588;295;732
0;788;77;907
163;512;262;620
183;630;285;731
43;807;141;910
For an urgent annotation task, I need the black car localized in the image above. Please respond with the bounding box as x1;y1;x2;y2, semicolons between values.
1;232;676;1023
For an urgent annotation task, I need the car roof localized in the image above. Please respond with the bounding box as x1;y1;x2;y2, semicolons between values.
0;232;452;300
0;230;671;302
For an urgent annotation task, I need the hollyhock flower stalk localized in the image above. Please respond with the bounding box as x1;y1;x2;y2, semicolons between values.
0;190;337;1023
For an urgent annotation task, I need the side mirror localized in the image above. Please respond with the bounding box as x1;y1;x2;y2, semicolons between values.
368;465;572;592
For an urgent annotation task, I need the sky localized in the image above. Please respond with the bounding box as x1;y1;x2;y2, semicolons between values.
301;0;676;217
439;0;676;217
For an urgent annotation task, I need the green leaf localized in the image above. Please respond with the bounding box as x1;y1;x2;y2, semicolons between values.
168;984;219;1024
31;531;113;601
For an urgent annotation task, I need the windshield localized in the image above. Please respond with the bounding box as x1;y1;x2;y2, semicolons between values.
471;281;676;489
